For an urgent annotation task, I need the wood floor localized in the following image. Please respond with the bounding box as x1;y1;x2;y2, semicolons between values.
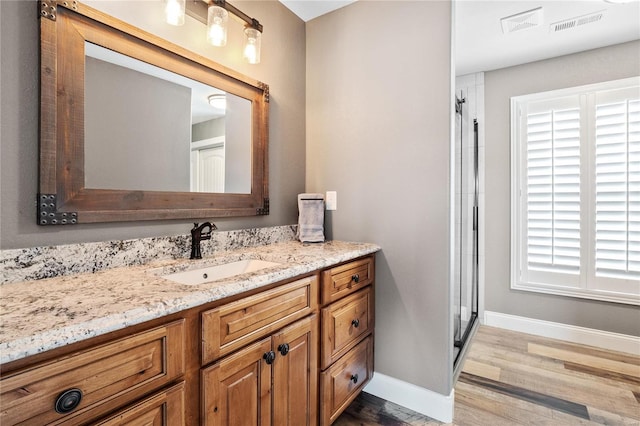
334;325;640;425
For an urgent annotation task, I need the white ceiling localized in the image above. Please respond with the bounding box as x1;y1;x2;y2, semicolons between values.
278;0;640;76
279;0;356;22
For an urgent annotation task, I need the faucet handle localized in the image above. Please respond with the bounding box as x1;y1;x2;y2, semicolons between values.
200;222;215;240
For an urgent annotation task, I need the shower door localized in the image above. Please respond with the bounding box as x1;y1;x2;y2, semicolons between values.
453;93;479;367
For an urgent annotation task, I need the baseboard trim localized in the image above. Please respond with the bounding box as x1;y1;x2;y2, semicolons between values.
363;372;454;423
484;311;640;355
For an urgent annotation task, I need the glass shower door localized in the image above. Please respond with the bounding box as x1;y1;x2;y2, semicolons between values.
453;93;479;367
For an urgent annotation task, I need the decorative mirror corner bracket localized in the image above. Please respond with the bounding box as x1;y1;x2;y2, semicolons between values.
40;0;79;19
257;198;269;215
39;0;57;20
37;194;78;226
62;0;79;11
259;82;270;103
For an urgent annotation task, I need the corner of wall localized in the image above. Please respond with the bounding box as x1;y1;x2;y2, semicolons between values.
364;372;454;423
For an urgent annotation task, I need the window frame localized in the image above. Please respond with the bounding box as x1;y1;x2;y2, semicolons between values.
510;76;640;306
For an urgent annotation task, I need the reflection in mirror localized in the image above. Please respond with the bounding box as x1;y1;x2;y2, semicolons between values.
84;43;251;194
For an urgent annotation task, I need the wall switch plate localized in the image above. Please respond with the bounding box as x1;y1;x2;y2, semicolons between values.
325;191;337;210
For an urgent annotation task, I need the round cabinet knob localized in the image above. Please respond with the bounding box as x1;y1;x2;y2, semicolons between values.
351;319;360;328
278;343;290;356
350;374;359;384
263;350;276;365
351;274;360;283
55;388;83;414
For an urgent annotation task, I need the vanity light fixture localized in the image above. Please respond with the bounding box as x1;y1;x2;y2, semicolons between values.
208;94;226;109
165;0;264;64
207;3;229;46
165;0;186;26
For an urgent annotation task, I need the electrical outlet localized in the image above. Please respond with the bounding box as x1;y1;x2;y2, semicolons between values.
326;191;337;210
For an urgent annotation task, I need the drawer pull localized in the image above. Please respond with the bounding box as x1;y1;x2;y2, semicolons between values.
351;274;360;283
54;388;83;414
263;350;276;365
351;319;360;328
350;374;359;384
278;343;290;356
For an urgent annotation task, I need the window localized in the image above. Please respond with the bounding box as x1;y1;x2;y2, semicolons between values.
511;77;640;305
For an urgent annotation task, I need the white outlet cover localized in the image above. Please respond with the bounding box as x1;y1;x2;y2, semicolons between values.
326;191;337;210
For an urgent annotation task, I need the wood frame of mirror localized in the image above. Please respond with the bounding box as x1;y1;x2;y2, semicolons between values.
38;0;269;225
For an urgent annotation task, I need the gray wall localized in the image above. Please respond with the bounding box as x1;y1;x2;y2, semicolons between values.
306;1;454;395
192;118;224;141
85;57;192;192
485;40;640;336
225;95;251;193
0;0;306;249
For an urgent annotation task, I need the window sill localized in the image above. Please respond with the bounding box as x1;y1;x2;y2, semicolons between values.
511;282;640;306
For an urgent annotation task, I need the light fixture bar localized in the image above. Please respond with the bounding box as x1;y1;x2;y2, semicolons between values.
215;0;263;32
185;0;262;32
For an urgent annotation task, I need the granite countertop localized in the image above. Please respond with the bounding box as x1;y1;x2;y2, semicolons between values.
0;240;379;365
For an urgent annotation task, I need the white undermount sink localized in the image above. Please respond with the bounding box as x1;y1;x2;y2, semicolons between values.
159;259;281;285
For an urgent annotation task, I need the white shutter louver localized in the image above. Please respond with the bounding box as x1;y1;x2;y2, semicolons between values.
526;108;581;274
595;99;640;280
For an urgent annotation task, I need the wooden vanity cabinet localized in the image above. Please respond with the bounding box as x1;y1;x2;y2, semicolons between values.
319;255;375;425
201;314;318;426
200;276;319;426
0;320;185;425
0;253;376;425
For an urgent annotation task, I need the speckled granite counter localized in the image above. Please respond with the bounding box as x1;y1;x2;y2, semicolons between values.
0;240;379;365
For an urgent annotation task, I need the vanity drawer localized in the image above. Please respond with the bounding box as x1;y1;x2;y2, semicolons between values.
321;287;372;369
202;275;318;365
321;256;373;304
320;335;373;426
94;382;185;425
0;320;185;426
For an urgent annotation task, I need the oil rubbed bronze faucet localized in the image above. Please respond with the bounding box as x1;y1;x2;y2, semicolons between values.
190;222;216;259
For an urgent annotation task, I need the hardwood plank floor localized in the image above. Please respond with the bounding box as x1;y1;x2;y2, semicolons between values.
334;325;640;425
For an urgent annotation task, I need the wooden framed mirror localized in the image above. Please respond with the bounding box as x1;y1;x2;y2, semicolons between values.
38;0;269;225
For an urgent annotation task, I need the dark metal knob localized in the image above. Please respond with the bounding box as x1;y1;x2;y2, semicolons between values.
351;274;360;283
263;350;276;365
278;343;289;356
55;388;83;414
351;319;360;328
350;374;359;384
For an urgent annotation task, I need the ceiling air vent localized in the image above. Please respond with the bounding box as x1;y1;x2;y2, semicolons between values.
501;7;543;34
550;10;605;33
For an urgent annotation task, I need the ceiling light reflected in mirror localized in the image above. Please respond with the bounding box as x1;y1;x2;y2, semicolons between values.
208;94;226;110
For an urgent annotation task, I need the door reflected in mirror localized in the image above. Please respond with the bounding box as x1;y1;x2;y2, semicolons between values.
84;42;251;194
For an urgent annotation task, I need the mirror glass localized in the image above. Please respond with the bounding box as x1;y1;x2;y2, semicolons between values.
84;42;251;194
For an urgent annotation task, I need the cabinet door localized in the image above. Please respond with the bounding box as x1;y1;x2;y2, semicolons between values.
320;336;373;426
201;338;272;426
321;287;372;369
94;382;185;425
272;315;318;426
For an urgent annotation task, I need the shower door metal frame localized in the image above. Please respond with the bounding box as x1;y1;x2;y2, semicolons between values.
453;97;480;368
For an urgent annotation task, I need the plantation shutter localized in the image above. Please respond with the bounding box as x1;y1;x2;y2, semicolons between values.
594;98;640;280
512;77;639;304
526;107;581;275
